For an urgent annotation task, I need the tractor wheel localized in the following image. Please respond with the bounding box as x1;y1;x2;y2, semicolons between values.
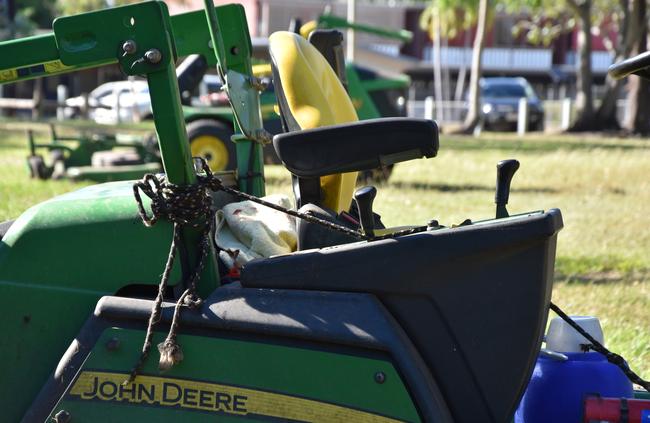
27;155;49;180
359;164;394;184
186;119;236;172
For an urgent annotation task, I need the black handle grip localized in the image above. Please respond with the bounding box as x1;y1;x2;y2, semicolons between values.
495;160;520;217
608;51;650;80
354;186;377;237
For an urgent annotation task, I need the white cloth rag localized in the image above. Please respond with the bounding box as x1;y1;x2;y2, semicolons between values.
215;194;297;269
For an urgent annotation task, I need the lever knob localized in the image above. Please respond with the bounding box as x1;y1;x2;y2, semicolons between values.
354;186;377;237
495;159;520;218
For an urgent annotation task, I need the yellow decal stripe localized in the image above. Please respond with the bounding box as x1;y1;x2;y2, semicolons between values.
0;69;18;83
44;60;73;74
69;371;402;422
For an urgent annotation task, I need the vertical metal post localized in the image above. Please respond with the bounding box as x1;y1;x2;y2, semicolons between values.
561;97;572;131
147;66;195;185
129;76;141;122
203;0;265;197
81;93;89;120
346;0;356;62
424;96;435;121
260;0;270;37
27;130;36;156
113;85;122;124
147;64;219;295
56;84;68;121
32;78;43;120
517;97;528;136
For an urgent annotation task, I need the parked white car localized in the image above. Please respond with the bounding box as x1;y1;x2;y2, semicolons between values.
66;75;223;124
66;80;152;124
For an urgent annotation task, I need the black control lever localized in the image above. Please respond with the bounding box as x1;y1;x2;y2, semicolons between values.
354;186;377;237
495;159;520;218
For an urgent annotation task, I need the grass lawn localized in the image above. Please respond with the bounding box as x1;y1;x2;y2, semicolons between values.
1;127;649;379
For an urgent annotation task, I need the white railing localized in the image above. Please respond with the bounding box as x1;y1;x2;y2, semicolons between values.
423;47;553;73
408;97;630;132
422;48;613;74
565;51;614;74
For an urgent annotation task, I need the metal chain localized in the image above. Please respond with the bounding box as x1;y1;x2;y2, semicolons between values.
550;301;650;392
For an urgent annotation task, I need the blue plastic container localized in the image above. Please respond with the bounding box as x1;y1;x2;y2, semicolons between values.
515;351;633;423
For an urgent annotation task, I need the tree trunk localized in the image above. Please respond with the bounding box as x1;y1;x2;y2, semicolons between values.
623;0;650;134
568;0;595;131
32;78;44;120
593;0;637;130
433;2;445;123
461;0;489;133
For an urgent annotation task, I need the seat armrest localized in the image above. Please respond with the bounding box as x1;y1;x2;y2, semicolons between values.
273;117;438;178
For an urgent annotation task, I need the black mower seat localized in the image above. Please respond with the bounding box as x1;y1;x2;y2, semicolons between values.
241;209;563;423
273;117;438;178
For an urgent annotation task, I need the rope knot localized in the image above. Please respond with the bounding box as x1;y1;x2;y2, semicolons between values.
157;338;184;372
133;173;214;229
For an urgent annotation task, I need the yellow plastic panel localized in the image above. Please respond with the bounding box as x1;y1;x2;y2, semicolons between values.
269;31;358;212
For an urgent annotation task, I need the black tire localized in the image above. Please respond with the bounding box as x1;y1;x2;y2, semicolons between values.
529;119;545;132
27;155;50;180
186;119;236;172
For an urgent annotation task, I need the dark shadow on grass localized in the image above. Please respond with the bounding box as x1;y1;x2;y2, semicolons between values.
442;138;650;153
554;270;650;285
387;180;559;194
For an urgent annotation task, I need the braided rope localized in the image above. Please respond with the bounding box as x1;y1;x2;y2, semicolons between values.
126;164;218;383
550;301;650;392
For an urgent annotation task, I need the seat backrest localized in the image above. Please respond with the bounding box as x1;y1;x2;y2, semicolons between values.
269;31;358;213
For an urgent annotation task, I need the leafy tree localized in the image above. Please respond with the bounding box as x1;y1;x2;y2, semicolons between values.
507;0;597;131
511;0;650;133
420;0;492;133
621;0;650;134
15;0;58;28
1;0;57;38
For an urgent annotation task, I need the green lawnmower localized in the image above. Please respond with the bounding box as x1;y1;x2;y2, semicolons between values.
0;1;647;422
26;123;161;182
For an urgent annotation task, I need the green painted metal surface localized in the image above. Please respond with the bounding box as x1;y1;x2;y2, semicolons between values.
52;328;420;422
347;64;382;120
0;3;254;85
67;162;163;182
0;182;182;422
182;90;280;126
317;14;413;42
201;1;266;197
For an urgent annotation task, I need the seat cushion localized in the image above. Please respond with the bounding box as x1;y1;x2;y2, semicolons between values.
269;31;358;213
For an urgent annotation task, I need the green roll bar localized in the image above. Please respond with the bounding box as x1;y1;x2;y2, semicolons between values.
317;13;413;43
